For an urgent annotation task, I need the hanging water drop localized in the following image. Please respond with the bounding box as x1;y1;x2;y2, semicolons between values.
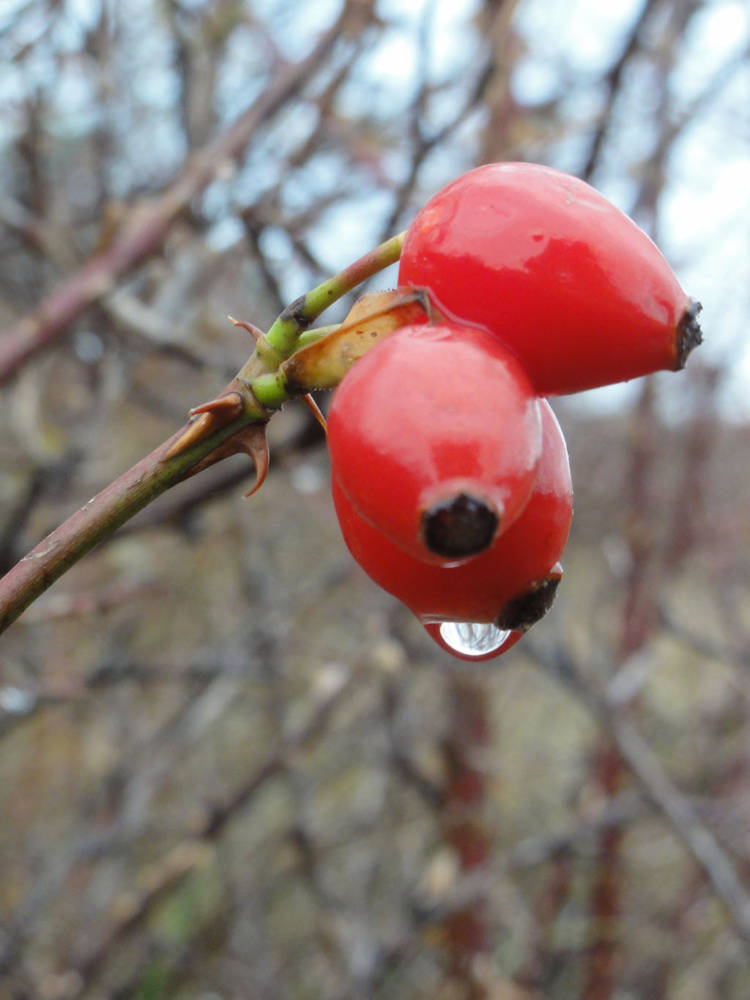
439;621;511;656
421;620;519;661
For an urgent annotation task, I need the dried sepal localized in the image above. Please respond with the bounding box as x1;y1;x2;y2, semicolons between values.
279;287;433;394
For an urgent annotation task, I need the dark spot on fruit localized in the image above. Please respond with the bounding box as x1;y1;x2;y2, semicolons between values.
675;298;702;369
421;492;499;559
496;573;562;632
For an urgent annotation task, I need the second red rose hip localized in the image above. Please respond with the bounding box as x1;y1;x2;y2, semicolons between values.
327;322;543;563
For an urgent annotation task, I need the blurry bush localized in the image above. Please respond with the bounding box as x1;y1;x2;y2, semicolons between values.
1;1;749;997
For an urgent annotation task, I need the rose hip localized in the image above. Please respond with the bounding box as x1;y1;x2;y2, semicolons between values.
327;322;543;563
398;162;701;395
331;399;572;659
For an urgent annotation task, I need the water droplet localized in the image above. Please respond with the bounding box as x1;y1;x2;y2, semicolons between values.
439;621;510;656
421;621;521;662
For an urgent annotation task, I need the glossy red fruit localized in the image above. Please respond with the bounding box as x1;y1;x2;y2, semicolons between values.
399;162;702;395
327;322;542;563
332;399;572;659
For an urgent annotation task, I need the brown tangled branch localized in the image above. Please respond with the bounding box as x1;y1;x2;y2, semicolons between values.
0;7;350;384
526;639;750;947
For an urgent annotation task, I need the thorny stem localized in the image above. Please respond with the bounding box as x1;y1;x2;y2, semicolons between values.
0;233;406;635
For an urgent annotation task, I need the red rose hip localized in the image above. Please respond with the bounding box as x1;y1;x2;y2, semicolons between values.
327;322;543;563
332;399;573;660
399;162;701;395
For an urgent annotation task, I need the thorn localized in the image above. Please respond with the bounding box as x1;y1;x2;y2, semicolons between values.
228;316;264;341
163;412;215;460
189;391;243;419
173;422;270;496
163;392;245;462
302;394;327;433
240;426;270;496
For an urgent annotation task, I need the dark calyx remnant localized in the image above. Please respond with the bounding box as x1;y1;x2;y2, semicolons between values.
496;574;561;632
422;492;499;559
676;298;703;370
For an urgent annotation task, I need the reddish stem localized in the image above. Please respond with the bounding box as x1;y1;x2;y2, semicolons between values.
441;674;492;997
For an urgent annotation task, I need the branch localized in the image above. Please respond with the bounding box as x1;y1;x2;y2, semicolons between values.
0;412;251;636
61;665;356;999
528;640;750;946
0;7;348;384
580;0;661;181
0;234;406;635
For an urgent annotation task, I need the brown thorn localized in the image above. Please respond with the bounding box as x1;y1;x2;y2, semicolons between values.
302;394;327;433
241;426;270;496
163;392;246;462
163;412;215;461
228;315;264;342
178;423;270;497
189;390;244;419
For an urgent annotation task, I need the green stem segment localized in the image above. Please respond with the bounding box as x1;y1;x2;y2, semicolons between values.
238;230;406;382
251;371;291;410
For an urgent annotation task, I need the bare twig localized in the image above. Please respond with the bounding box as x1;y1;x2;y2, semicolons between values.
580;0;661;181
527;640;750;946
63;665;357;998
0;8;348;384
